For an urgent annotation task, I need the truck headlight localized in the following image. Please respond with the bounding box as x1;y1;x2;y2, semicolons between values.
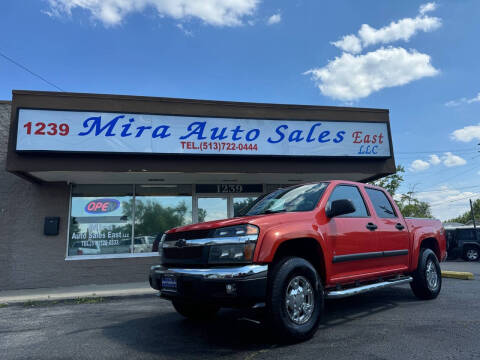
208;224;259;264
212;224;259;238
208;243;257;264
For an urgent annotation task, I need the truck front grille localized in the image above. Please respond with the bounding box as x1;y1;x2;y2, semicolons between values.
164;230;212;241
163;247;203;260
163;230;211;265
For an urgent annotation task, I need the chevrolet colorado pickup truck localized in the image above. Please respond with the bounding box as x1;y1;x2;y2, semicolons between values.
149;181;446;341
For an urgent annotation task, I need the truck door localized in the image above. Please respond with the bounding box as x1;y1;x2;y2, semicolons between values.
363;187;410;270
325;184;380;281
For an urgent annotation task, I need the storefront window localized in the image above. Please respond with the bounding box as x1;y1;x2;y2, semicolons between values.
233;197;258;217
68;184;265;258
198;197;228;222
134;185;192;253
68;185;133;257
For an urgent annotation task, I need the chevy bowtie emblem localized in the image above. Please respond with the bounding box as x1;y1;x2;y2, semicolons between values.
175;239;187;247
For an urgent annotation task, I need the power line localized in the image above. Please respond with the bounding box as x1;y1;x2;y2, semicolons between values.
0;50;65;92
430;194;480;207
410;184;480;195
395;152;477;160
396;148;477;154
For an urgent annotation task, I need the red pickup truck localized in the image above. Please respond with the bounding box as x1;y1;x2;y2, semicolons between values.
150;181;446;341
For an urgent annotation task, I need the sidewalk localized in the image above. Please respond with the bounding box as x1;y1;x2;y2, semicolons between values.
0;282;158;304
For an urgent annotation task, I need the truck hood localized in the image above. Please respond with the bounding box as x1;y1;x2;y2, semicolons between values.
167;212;306;234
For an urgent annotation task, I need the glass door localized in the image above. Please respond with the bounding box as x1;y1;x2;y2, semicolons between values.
197;197;229;222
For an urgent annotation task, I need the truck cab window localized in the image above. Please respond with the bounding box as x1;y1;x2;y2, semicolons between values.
327;185;369;217
365;188;397;218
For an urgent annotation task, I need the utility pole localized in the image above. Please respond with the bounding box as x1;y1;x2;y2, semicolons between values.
470;199;477;241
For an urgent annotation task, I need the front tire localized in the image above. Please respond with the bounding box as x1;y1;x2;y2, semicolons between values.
266;257;324;342
172;300;219;320
410;248;442;300
463;246;479;262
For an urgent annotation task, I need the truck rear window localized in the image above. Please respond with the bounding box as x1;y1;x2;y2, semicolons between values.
365;188;397;218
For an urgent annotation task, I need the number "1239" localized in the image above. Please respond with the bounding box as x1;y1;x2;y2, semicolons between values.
23;122;70;136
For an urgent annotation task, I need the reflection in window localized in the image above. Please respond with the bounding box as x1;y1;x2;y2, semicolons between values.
327;185;369;217
68;185;133;256
68;184;193;256
233;197;258;217
198;197;228;222
365;188;397;218
134;192;192;252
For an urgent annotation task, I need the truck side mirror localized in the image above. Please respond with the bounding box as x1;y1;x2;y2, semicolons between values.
326;199;356;218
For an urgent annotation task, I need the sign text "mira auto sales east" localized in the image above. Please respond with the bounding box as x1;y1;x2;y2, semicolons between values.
16;109;391;157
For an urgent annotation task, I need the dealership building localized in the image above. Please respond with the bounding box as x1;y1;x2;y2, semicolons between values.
0;90;396;290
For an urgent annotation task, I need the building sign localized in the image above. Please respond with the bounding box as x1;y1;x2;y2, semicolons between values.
16;109;391;157
196;184;264;194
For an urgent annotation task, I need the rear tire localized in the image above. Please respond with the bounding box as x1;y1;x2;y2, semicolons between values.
410;248;442;300
266;257;323;343
172;300;219;320
463;246;479;262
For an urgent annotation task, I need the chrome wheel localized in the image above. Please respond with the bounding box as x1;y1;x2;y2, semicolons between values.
285;275;315;325
425;259;439;291
466;249;479;261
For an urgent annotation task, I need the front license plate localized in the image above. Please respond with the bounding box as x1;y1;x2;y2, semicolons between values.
161;275;177;291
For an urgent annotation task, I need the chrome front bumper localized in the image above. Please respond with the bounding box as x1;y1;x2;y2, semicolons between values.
149;264;269;305
150;264;268;281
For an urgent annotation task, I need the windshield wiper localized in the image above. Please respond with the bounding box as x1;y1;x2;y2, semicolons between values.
262;209;287;214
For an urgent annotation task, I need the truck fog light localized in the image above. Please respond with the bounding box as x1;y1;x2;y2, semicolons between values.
226;283;237;295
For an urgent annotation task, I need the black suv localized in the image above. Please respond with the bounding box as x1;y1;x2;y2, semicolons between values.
446;227;480;261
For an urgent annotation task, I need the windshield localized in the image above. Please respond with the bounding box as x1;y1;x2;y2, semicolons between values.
240;183;329;216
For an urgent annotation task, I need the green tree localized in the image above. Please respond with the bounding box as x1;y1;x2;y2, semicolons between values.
370;165;432;218
447;198;480;224
369;165;405;196
122;199;190;236
197;208;207;223
397;196;432;218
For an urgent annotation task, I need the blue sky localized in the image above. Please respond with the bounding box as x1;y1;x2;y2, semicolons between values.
1;0;479;220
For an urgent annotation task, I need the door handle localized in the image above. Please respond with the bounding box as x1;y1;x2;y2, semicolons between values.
395;223;405;230
366;222;378;231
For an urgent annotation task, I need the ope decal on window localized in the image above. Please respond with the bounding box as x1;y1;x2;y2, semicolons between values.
84;199;120;214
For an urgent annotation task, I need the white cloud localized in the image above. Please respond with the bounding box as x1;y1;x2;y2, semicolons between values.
304;47;439;101
358;16;441;49
451;123;480;142
331;34;362;54
331;3;441;53
409;152;465;172
442;152;467;167
429;154;441;165
414;185;480;221
419;2;437;16
176;23;193;36
445;92;480;107
45;0;260;27
267;13;281;25
410;159;430;172
309;3;441;100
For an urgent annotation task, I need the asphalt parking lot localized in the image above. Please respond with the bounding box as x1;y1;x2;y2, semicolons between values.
1;261;479;360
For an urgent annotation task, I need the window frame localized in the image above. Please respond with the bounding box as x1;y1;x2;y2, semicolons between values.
65;184;264;260
65;184;196;260
326;184;371;218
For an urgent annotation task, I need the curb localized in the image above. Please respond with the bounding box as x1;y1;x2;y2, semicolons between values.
0;288;158;305
441;270;474;280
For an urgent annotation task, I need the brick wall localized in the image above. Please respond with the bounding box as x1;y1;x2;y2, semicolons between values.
0;103;158;290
